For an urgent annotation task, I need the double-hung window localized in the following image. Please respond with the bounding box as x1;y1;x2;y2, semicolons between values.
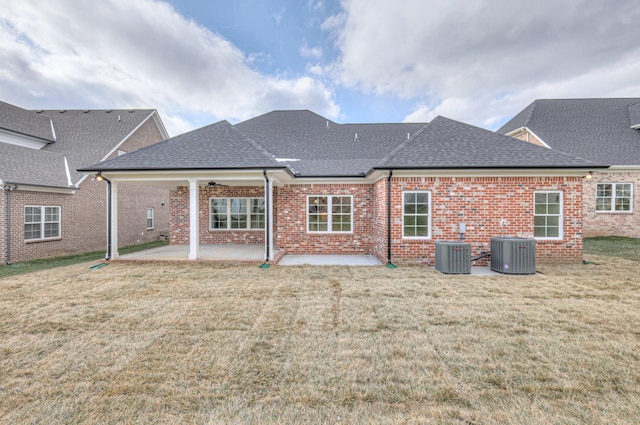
210;198;264;230
403;191;431;238
596;183;632;212
534;191;562;239
146;208;155;229
25;206;61;241
307;195;352;233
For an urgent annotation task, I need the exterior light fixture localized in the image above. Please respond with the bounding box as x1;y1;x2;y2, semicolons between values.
585;171;593;179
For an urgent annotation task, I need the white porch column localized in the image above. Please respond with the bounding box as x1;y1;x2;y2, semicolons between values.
110;181;119;259
188;178;200;260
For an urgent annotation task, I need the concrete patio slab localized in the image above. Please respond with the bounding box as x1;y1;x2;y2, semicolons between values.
278;254;383;266
117;244;265;262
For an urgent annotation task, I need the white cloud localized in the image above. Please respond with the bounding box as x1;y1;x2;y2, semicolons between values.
300;43;323;59
330;0;640;128
0;0;340;135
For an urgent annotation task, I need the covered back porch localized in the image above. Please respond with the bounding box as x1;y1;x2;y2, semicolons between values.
94;169;290;263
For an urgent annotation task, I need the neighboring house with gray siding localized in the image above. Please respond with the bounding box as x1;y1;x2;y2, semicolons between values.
498;98;640;237
1;100;170;264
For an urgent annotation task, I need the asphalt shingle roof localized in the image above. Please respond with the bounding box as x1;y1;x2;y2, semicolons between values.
1;101;161;187
0;100;54;142
378;116;598;169
82;109;600;177
629;102;640;128
235;110;425;176
37;109;156;182
80;120;284;171
497;98;640;166
0;142;69;188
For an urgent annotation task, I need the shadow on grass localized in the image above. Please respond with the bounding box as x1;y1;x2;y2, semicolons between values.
0;240;169;278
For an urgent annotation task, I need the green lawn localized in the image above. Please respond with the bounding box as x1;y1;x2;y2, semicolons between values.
583;236;640;262
0;240;169;279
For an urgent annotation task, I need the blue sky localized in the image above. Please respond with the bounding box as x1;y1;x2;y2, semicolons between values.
2;0;640;136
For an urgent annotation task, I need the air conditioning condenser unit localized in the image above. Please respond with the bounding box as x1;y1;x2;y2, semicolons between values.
435;241;471;274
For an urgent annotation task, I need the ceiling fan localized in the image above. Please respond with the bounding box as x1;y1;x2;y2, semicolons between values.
207;181;229;187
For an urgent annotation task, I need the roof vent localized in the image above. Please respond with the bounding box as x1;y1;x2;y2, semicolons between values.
326;120;330;129
407;132;410;140
354;133;358;141
59;110;66;113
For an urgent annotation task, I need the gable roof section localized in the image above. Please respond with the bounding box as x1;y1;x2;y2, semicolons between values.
235;110;425;176
0;142;69;188
0;100;55;143
498;98;640;165
37;109;159;183
378;116;598;169
80;120;284;172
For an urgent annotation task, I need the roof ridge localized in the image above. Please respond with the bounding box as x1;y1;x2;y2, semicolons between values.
230;125;281;164
375;119;434;166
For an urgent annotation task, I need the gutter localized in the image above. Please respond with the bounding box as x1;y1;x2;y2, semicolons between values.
263;170;270;262
387;171;395;268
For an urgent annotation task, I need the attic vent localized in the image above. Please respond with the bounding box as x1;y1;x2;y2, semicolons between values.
59;110;66;113
83;110;90;113
105;110;112;113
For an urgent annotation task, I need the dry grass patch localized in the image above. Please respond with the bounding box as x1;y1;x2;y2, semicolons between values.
1;256;639;424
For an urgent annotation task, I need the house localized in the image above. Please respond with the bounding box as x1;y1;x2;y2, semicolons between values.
498;98;640;237
0;100;170;264
79;110;604;265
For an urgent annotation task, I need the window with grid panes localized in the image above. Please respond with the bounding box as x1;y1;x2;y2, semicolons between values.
402;192;430;238
596;183;632;212
307;195;352;233
210;198;264;230
534;191;562;239
25;206;60;240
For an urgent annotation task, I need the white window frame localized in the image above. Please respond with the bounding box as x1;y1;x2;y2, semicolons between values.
402;191;432;239
596;182;633;213
209;197;265;230
534;191;563;240
307;195;353;234
24;205;61;241
146;207;155;230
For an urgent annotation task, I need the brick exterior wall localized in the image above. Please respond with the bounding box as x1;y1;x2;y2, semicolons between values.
170;186;266;245
372;178;389;263
511;128;640;237
274;184;375;255
389;176;583;265
1;116;169;263
583;170;640;237
167;176;584;265
0;191;6;263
